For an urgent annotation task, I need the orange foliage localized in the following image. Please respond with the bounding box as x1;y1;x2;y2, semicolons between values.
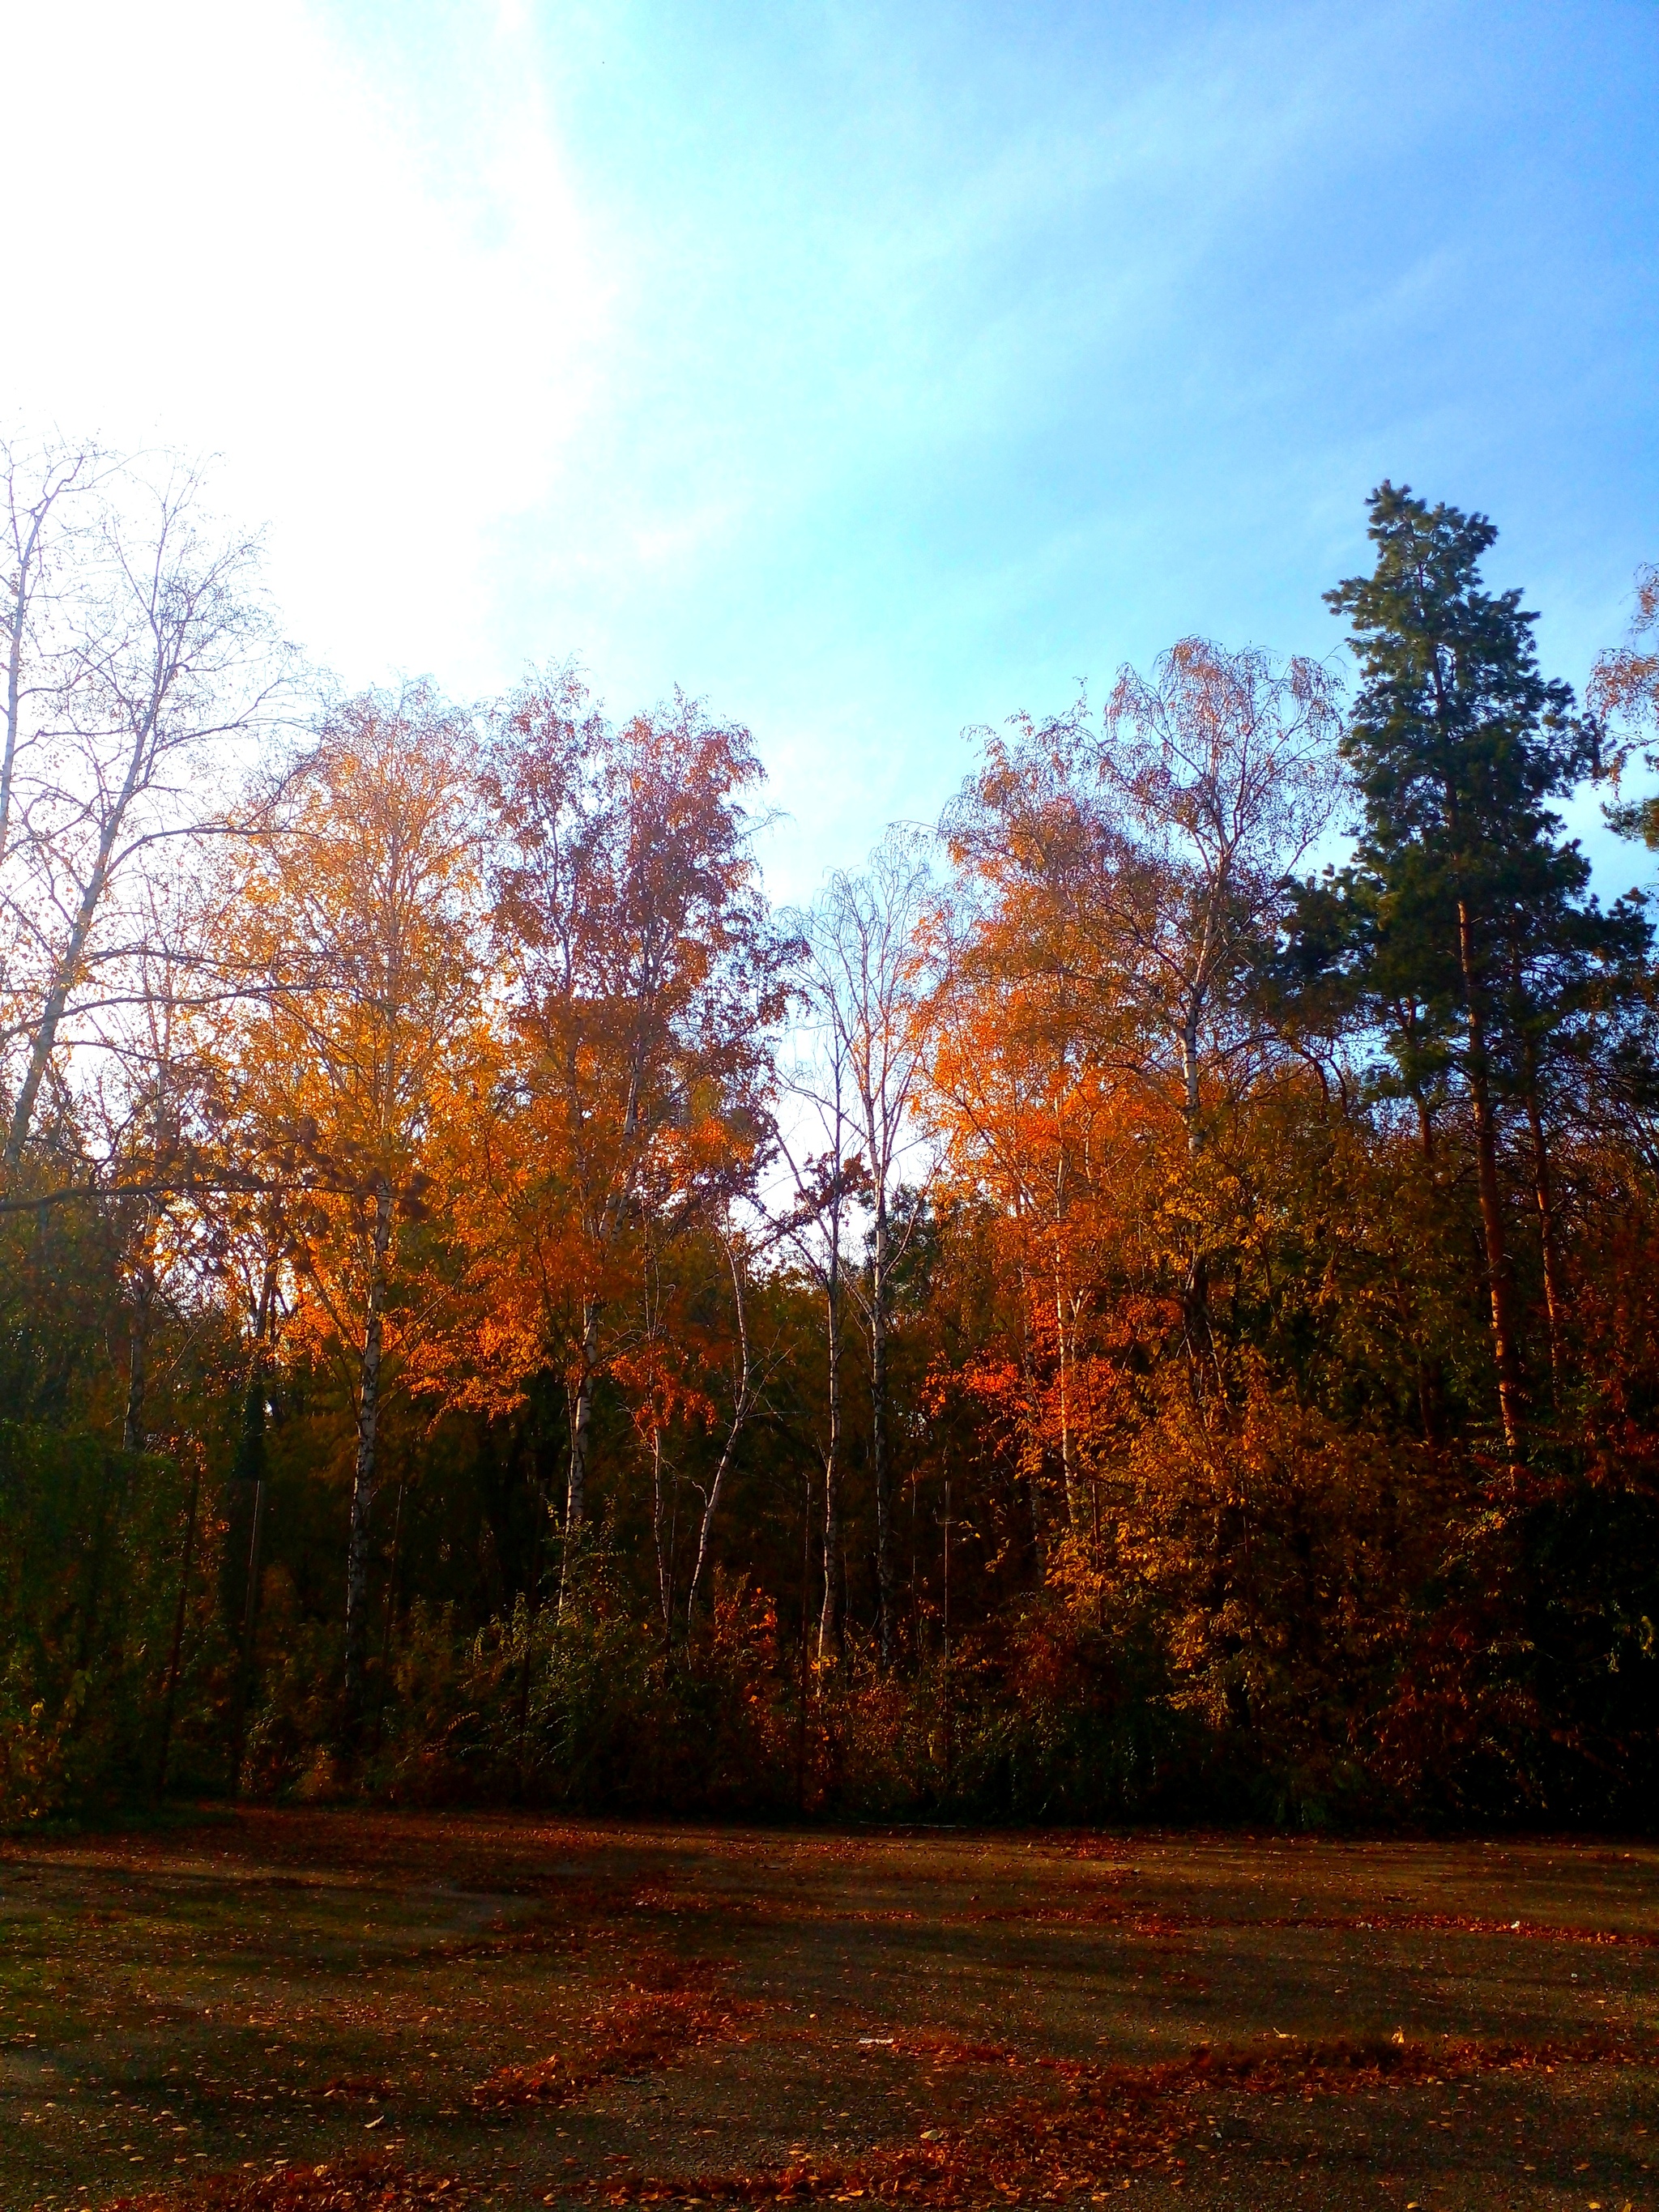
442;671;784;1546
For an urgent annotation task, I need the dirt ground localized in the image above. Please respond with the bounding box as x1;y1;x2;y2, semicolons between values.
3;1810;1657;2212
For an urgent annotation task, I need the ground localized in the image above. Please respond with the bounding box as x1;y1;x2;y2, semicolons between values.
2;1811;1657;2212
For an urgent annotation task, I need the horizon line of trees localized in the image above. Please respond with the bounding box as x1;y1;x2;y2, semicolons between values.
4;428;1659;1828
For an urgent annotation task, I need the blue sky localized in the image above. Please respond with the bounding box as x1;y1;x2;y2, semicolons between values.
8;0;1657;897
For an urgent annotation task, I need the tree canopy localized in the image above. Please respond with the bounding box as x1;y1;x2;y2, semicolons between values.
4;448;1657;1831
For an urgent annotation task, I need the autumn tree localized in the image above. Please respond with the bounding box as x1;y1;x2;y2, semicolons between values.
944;643;1341;1396
471;672;786;1592
1591;562;1659;850
927;912;1141;1554
1101;641;1343;1151
231;687;482;1744
6;405;1659;1829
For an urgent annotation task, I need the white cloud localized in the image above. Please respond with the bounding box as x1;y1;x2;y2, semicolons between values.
3;0;604;689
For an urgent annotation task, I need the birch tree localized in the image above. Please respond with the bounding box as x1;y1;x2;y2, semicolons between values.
795;831;935;1666
2;453;281;1170
946;646;1340;1367
233;686;482;1741
476;672;784;1592
775;939;865;1661
0;433;106;872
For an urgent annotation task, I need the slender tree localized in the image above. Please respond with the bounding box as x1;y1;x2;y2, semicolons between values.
2;458;280;1169
795;833;934;1667
774;969;868;1663
0;433;106;872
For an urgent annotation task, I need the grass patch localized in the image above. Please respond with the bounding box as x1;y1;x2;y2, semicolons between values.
5;1811;1659;2210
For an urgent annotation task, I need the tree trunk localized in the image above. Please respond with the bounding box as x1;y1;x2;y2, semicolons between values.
228;1473;267;1800
122;1262;154;1455
1054;1266;1079;1533
870;1199;895;1669
342;1179;394;1742
561;1298;601;1608
1457;900;1525;1464
370;1473;407;1758
940;1458;952;1797
1522;1042;1563;1392
817;1218;842;1665
226;1264;276;1797
685;1237;754;1629
651;1423;673;1639
1179;1012;1203;1155
1415;1093;1435;1161
1016;1272;1047;1575
6;869;106;1162
796;1461;813;1813
515;1403;556;1789
154;1446;202;1796
1;540;33;869
5;697;158;1165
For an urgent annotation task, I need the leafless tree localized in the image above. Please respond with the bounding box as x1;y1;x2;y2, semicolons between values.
0;432;110;872
1;451;286;1170
791;829;935;1668
85;874;232;1452
773;976;864;1664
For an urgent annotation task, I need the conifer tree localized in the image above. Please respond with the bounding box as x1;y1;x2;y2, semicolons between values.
1316;483;1630;1460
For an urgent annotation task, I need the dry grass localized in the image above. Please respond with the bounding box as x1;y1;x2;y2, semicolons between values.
6;1812;1659;2210
605;2032;1645;2206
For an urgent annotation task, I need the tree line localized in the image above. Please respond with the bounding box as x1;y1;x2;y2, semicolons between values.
4;431;1657;1826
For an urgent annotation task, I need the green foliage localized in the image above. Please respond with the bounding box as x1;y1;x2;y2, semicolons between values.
1299;482;1647;1119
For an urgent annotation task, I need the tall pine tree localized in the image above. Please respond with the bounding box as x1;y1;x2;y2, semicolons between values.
1314;483;1640;1460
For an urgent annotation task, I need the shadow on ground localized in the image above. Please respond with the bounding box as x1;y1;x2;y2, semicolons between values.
4;1811;1657;2210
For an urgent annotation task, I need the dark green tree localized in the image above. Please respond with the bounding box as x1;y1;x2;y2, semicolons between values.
1307;482;1644;1460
